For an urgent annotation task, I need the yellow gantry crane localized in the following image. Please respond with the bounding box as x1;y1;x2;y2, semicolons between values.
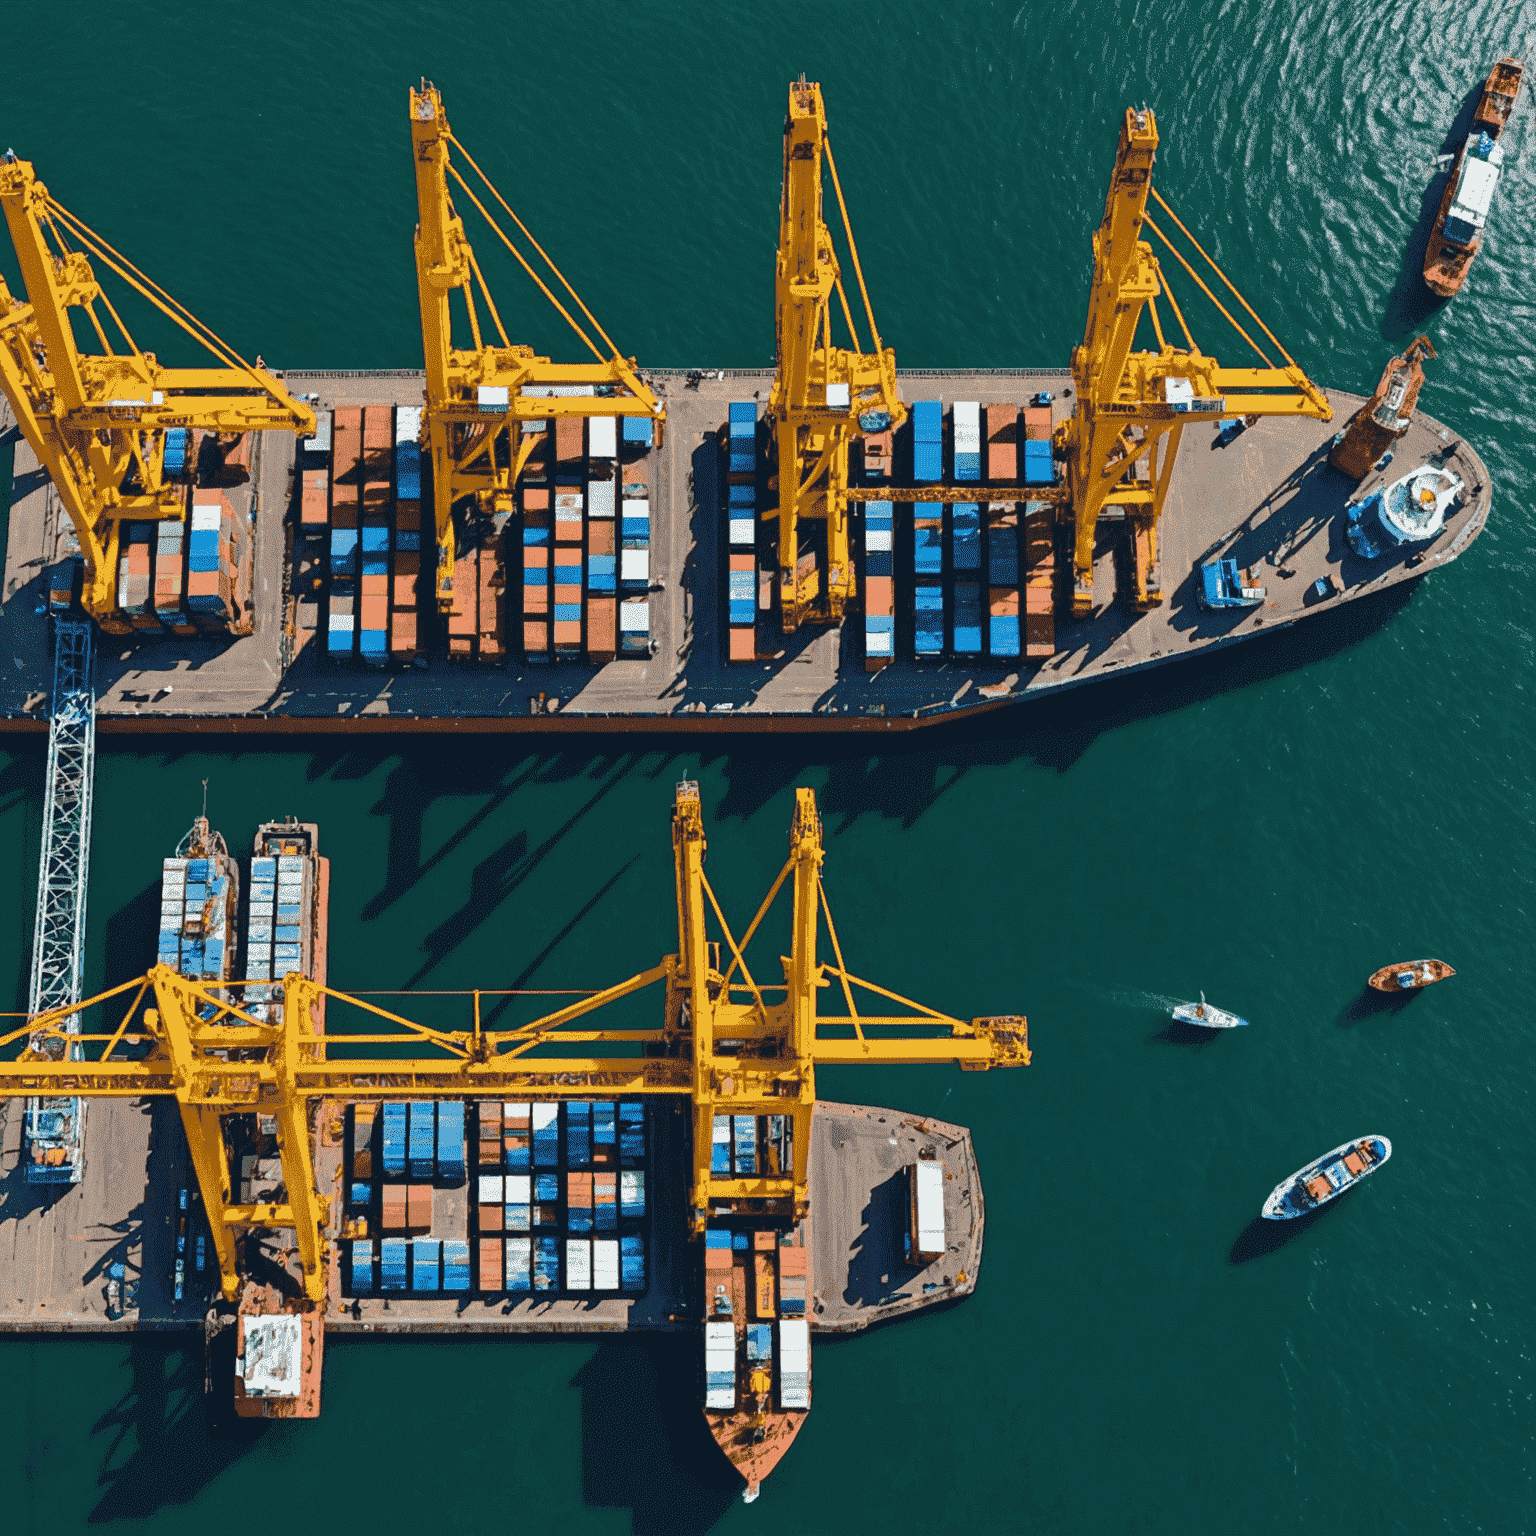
410;82;664;608
767;80;905;634
0;784;1026;1306
0;154;315;632
1061;108;1332;615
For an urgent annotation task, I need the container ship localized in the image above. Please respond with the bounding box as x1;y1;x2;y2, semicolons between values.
0;91;1493;734
157;814;238;984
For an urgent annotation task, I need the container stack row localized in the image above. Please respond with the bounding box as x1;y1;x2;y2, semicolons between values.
709;1113;792;1176
158;854;234;982
240;853;307;1021
118;484;251;637
1024;504;1056;658
724;402;759;664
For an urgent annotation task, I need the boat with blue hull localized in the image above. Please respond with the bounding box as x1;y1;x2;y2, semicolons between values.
1262;1136;1391;1219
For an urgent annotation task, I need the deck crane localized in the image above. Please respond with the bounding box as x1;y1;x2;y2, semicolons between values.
0;154;315;632
410;83;664;609
1061;108;1332;615
0;784;1026;1306
767;80;905;634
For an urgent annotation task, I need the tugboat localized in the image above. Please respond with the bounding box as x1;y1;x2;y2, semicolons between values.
1423;56;1523;297
703;1224;810;1502
1262;1136;1392;1219
1367;959;1455;992
1170;992;1249;1029
1346;465;1464;559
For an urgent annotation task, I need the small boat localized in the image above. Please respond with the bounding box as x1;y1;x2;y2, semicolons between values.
1262;1136;1391;1220
1170;992;1248;1029
1367;958;1455;992
1423;56;1523;297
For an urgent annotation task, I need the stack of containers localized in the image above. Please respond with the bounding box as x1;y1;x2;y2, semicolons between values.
952;402;981;482
436;1101;465;1181
478;1172;503;1234
566;1236;592;1293
157;853;233;980
382;1103;407;1178
566;1101;592;1166
779;1318;811;1409
568;1171;593;1233
408;1102;434;1179
392;407;422;661
587;417;617;661
619;457;650;655
777;1242;808;1316
594;1171;618;1232
380;1184;408;1233
359;407;392;663
532;1103;559;1167
350;1239;374;1293
593;1237;620;1292
622;415;654;450
381;1237;408;1292
986;404;1018;482
552;414;585;659
273;854;304;990
620;1232;645;1290
534;1172;560;1225
351;1105;375;1215
912;400;943;483
117;524;155;629
477;538;505;661
479;1231;504;1291
521;487;551;659
412;1238;441;1291
1023;407;1055;487
479;1102;503;1170
987;504;1021;658
726;402;757;664
442;1239;471;1292
620;1168;646;1220
711;1115;731;1174
329;407;363;658
505;1174;531;1231
619;1102;645;1165
532;1236;559;1291
505;1234;532;1292
863;500;894;671
163;426;193;480
504;1103;531;1170
448;548;477;659
914;499;944;658
1024;504;1056;658
242;854;278;1011
733;1115;758;1175
593;1102;616;1164
154;514;193;634
187;491;229;630
951;502;982;656
705;1318;736;1408
407;1182;433;1233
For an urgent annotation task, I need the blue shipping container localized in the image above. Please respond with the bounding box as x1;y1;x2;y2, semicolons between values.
953;505;981;570
382;1102;407;1176
437;1102;466;1179
912;401;942;442
990;613;1021;657
412;1238;441;1291
913;440;943;483
408;1101;434;1179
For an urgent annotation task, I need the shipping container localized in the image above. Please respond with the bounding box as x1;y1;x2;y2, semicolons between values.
778;1318;811;1409
442;1239;472;1293
406;1182;434;1234
914;583;944;657
567;1171;594;1233
478;1236;504;1292
565;1237;592;1291
533;1235;560;1291
619;1102;645;1166
620;1232;646;1292
380;1237;408;1292
619;1168;646;1219
381;1102;407;1177
408;1101;434;1179
592;1237;620;1291
704;1320;736;1409
505;1173;531;1231
907;1160;946;1263
350;1238;375;1294
986;404;1018;482
952;401;981;482
505;1235;532;1292
532;1102;559;1167
566;1101;592;1168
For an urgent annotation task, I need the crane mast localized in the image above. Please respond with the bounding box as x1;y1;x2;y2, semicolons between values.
0;785;1026;1305
0;155;315;631
409;83;664;608
768;80;905;634
1061;108;1331;615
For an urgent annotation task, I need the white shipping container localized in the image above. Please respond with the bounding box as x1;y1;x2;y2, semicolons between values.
477;384;510;408
532;1103;558;1132
478;1174;504;1204
865;628;893;656
621;549;649;583
953;401;982;449
566;1238;592;1290
825;381;851;409
394;405;423;443
914;1160;945;1260
619;599;649;634
729;518;755;547
865;528;892;552
505;1174;531;1204
588;479;615;517
593;1239;620;1290
778;1319;810;1364
588;416;617;458
505;1237;532;1287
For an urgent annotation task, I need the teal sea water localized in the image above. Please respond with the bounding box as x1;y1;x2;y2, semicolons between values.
4;1;1536;1530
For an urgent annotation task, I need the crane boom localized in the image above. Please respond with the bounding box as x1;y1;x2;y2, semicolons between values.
409;83;664;608
0;784;1026;1305
1061;108;1331;615
767;80;905;633
0;155;315;631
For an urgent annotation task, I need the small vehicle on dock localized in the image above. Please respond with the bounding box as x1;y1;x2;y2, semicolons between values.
1170;992;1248;1029
1424;57;1522;297
1198;557;1266;610
1262;1136;1392;1219
1367;959;1455;992
1347;466;1464;558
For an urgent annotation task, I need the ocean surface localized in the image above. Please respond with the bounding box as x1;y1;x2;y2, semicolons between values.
3;1;1535;1530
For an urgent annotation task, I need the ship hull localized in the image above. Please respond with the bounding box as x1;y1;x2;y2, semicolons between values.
1367;959;1454;992
1262;1136;1392;1219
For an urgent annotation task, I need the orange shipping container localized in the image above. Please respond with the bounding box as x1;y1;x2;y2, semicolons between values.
363;406;393;450
523;619;548;652
553;619;581;645
705;1247;732;1270
406;1184;433;1232
865;575;893;614
301;469;329;525
990;587;1020;616
449;560;477;636
587;597;616;658
361;573;388;598
396;498;421;532
480;1206;504;1233
587;521;615;556
360;595;388;628
479;1238;504;1290
728;626;755;662
390;610;418;655
986;404;1018;481
554;417;583;464
523;487;550;512
362;482;390;515
1023;407;1051;441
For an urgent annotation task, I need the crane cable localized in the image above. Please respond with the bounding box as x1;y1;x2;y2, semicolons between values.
1144;215;1273;367
822;137;886;363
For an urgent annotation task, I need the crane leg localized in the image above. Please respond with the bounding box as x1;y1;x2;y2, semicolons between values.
178;1102;242;1304
272;1095;329;1304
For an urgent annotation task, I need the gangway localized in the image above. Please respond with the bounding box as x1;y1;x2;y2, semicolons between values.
24;618;95;1182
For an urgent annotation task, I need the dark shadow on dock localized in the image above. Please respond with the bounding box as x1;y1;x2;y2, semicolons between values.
574;1334;740;1536
1337;987;1417;1026
843;1169;921;1310
87;1330;267;1522
1380;80;1482;339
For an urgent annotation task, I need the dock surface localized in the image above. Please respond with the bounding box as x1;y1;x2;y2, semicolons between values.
0;371;1490;733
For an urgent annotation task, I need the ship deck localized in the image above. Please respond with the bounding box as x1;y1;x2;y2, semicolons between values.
0;1099;974;1335
0;371;1491;733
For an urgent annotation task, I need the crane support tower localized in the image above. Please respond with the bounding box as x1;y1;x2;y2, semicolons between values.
409;82;665;609
1061;108;1332;615
0;784;1026;1307
0;154;315;631
767;80;905;634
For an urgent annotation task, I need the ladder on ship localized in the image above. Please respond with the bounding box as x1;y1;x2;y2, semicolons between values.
24;618;95;1183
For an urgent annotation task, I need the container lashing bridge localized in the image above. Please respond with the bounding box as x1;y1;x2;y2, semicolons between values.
0;783;1027;1317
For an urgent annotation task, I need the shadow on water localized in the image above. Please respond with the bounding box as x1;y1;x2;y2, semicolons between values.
88;1330;267;1522
1380;80;1483;339
574;1335;740;1536
102;879;162;992
1228;1188;1352;1265
1337;986;1416;1026
1151;1019;1226;1048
